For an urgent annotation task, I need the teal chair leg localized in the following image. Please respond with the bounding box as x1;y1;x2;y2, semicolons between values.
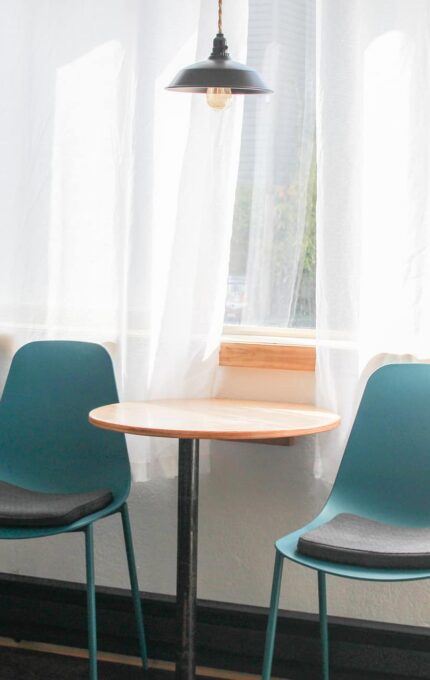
262;550;284;680
318;571;329;680
85;524;98;680
121;503;149;670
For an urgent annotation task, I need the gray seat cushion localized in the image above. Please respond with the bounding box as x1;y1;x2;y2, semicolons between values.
297;513;430;569
0;481;113;527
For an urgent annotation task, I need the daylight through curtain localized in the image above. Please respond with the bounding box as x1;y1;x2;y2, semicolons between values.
0;0;247;480
228;0;316;330
316;0;430;480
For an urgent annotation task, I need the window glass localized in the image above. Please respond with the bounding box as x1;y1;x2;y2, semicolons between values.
225;0;316;330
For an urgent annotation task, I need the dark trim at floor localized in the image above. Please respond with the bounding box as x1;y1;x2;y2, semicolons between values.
0;573;429;679
0;646;179;680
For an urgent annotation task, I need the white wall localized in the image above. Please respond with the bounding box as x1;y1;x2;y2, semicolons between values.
2;364;430;628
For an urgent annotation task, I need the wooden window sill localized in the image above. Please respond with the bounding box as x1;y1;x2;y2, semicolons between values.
219;340;316;372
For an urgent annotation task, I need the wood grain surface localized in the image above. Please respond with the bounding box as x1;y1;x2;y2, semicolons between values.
89;399;339;440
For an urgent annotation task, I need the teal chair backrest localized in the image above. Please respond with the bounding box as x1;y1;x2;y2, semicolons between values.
0;341;130;503
327;363;430;527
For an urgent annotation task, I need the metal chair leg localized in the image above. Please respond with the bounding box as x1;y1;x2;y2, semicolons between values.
121;503;149;670
85;524;98;680
262;550;284;680
318;571;329;680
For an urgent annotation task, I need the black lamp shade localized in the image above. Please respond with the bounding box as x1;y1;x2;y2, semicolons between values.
166;56;272;94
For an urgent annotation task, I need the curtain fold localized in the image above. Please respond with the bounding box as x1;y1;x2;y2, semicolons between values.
0;0;247;480
316;0;430;481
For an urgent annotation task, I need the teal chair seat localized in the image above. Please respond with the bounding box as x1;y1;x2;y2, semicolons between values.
0;341;148;679
275;516;430;583
262;363;430;680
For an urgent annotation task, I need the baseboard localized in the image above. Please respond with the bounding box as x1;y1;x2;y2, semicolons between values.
0;572;429;679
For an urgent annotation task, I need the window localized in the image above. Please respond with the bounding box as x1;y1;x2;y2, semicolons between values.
224;0;316;333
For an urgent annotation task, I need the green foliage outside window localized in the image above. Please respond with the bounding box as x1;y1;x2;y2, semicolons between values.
226;154;316;329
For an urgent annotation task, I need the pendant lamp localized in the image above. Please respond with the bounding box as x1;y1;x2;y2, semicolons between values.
166;0;273;110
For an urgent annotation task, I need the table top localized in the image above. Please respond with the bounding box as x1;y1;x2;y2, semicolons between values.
89;399;340;441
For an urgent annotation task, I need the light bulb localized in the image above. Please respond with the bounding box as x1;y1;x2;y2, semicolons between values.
206;87;232;110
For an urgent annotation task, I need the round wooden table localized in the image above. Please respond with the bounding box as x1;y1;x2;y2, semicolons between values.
89;399;340;680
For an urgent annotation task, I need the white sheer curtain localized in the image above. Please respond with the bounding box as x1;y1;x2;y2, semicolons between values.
316;0;430;480
228;0;316;330
0;0;247;480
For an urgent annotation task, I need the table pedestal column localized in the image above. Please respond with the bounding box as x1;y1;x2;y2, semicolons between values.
176;438;199;680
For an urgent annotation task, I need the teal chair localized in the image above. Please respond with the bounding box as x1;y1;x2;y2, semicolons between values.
262;363;430;680
0;341;148;679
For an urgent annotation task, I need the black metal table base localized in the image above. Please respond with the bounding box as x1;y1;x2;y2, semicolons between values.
176;438;199;680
